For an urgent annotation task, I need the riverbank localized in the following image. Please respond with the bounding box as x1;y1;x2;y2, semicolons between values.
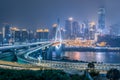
0;60;90;80
64;46;120;52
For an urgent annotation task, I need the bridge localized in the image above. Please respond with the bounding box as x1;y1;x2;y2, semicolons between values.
0;19;120;74
15;40;120;73
17;47;120;73
0;41;54;51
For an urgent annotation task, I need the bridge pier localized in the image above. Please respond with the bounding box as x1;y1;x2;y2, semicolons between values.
41;47;50;60
47;46;54;60
54;44;63;60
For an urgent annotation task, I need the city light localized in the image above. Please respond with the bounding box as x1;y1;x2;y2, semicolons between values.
90;21;96;27
36;29;43;32
22;29;27;31
0;1;120;80
11;27;20;31
52;23;58;27
44;29;49;32
68;17;73;21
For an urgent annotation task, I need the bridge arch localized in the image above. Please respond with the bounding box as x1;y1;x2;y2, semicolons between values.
54;19;62;49
55;19;62;42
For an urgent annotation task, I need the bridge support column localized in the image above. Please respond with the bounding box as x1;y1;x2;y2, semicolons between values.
55;44;63;60
47;46;53;60
41;47;48;60
14;49;17;54
28;46;31;49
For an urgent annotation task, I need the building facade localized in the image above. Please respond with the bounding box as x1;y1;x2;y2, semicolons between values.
98;7;105;31
2;24;11;43
65;18;73;39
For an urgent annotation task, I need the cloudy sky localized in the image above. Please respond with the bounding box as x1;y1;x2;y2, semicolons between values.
0;0;120;30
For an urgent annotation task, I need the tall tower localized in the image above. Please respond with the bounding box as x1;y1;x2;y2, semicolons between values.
55;18;62;43
2;24;11;42
72;21;80;38
98;7;105;30
65;17;73;39
51;23;57;40
98;0;106;32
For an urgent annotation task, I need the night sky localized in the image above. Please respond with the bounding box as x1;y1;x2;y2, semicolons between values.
0;0;120;30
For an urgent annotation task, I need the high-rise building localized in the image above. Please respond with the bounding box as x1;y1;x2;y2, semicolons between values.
80;23;85;38
98;7;105;31
60;28;65;40
2;24;11;42
65;17;73;39
36;29;49;41
11;27;20;42
51;24;58;40
89;22;96;40
29;30;35;42
83;21;89;40
110;24;120;36
43;29;49;40
21;29;28;42
15;30;21;42
0;32;3;44
36;29;43;41
72;21;80;38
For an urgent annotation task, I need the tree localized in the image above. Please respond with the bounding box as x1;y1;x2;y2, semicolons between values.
87;62;95;69
106;68;120;80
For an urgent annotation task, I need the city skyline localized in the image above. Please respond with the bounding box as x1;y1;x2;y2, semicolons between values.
0;0;120;30
0;1;120;80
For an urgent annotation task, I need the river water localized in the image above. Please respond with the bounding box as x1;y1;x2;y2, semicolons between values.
61;52;120;64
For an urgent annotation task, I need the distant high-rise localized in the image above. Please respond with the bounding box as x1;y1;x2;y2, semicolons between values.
83;21;89;40
43;29;49;40
21;29;28;42
0;32;3;44
110;24;120;36
2;24;11;42
11;27;20;42
98;7;105;30
51;24;58;40
72;21;80;38
36;29;44;41
36;29;49;41
65;17;73;39
89;22;96;40
29;30;35;42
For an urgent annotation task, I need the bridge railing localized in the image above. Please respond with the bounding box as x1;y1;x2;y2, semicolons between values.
0;41;53;51
35;60;120;71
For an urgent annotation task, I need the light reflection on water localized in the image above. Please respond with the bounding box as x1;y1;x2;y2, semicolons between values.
62;52;120;63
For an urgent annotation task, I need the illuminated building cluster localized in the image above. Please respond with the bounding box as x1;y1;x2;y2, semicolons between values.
0;24;50;44
64;18;96;40
36;29;49;41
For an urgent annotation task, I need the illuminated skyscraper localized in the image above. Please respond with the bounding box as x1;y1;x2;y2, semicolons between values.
98;7;105;31
83;21;89;40
14;30;21;42
21;29;28;42
110;24;120;36
72;21;80;38
36;29;44;41
51;24;57;40
0;32;3;44
43;29;49;40
11;27;20;42
2;24;11;42
29;30;35;42
65;17;73;39
89;22;96;40
36;29;49;41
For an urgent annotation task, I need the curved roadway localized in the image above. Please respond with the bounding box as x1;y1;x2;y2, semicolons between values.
17;43;120;73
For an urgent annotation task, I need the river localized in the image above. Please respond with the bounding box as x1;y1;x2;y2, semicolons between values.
61;51;120;64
